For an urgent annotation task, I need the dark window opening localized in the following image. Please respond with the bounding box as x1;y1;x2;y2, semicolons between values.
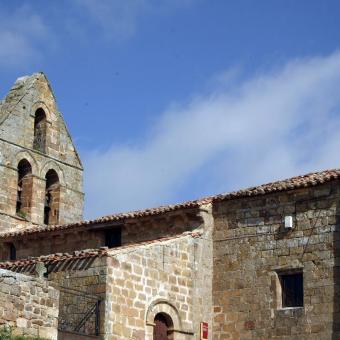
33;108;47;152
9;243;16;261
44;169;60;225
280;272;303;308
16;159;32;217
43;265;49;279
16;187;22;213
105;228;122;248
44;191;52;224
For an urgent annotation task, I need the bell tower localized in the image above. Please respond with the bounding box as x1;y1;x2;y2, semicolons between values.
0;73;84;233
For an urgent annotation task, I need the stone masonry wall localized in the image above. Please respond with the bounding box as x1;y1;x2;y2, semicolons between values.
104;232;210;340
47;256;107;336
4;256;107;336
0;269;59;339
213;181;340;340
122;210;203;245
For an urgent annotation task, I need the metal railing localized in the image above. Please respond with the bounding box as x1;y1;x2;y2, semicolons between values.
58;286;101;336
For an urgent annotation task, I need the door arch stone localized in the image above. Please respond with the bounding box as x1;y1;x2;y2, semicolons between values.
146;300;188;340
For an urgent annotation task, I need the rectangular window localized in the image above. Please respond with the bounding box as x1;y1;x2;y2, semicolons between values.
105;228;122;248
6;243;16;261
279;272;303;307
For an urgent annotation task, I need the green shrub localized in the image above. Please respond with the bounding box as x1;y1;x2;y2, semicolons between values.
0;326;11;340
0;326;47;340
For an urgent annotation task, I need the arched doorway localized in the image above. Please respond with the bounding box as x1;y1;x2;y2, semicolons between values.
153;313;173;340
146;300;191;339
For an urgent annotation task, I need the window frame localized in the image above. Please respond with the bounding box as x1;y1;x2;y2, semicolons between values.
279;272;304;308
275;268;304;309
5;243;17;261
105;228;122;248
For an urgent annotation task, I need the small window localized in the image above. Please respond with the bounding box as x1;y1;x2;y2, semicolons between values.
279;272;303;308
105;228;122;248
7;243;16;261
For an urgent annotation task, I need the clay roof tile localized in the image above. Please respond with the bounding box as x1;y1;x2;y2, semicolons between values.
0;168;339;239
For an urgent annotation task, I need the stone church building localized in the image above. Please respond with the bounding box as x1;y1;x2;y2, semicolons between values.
0;73;339;340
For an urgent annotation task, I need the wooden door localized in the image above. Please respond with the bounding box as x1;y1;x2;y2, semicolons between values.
154;313;169;340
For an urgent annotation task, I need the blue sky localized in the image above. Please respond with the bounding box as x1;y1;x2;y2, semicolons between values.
1;1;340;218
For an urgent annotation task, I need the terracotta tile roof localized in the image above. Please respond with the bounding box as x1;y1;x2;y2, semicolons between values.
212;168;340;201
0;248;108;270
0;198;207;239
0;168;339;239
0;232;201;270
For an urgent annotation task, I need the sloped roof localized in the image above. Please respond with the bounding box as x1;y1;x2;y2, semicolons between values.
213;168;340;201
0;168;339;239
0;232;201;270
0;248;107;270
0;198;207;238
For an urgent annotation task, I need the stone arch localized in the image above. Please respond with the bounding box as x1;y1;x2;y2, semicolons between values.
145;300;183;339
16;159;33;218
31;101;52;122
40;161;65;186
33;107;47;152
11;150;39;176
31;102;55;153
44;169;60;225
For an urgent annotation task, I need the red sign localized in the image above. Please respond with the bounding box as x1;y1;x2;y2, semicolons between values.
200;322;208;339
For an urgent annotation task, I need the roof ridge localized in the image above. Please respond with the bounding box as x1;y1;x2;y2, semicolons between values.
1;167;339;239
213;167;340;201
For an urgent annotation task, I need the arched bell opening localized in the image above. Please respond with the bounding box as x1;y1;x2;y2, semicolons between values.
16;159;33;218
44;169;60;225
33;108;47;153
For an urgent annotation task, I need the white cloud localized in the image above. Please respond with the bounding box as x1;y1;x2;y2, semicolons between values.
0;5;49;67
84;52;340;218
74;0;197;40
0;0;197;66
74;0;147;40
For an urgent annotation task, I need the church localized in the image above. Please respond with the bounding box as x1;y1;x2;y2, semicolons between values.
0;73;339;340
